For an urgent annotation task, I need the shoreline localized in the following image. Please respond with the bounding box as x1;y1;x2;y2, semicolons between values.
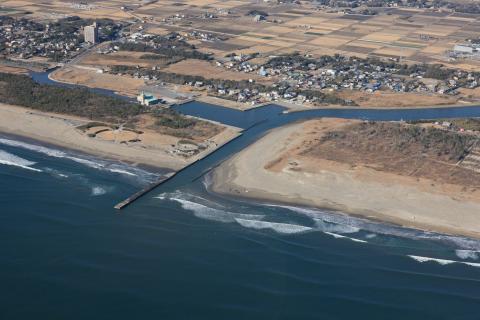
210;119;480;239
0;104;237;172
0;130;173;175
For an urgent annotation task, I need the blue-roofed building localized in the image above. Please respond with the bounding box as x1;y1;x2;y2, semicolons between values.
137;91;161;106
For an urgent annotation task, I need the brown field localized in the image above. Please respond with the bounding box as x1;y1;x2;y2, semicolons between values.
0;65;28;74
337;90;459;108
373;47;418;58
80;51;167;68
51;66;145;97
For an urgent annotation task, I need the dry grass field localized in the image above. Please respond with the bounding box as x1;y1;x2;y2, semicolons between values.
51;66;145;97
81;51;170;68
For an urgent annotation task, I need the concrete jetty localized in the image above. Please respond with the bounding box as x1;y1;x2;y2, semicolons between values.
114;131;245;210
114;172;175;210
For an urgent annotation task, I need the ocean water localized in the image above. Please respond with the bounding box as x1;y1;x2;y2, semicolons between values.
4;99;480;319
1;132;480;320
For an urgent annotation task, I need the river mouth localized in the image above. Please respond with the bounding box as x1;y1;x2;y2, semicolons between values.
27;68;480;239
3;90;480;318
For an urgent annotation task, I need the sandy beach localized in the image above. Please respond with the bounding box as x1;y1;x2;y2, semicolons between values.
211;119;480;238
0;103;239;171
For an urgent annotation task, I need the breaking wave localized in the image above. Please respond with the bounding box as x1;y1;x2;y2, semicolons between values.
408;255;480;268
234;218;313;234
43;168;69;178
455;250;479;260
0;149;42;172
160;191;265;223
157;191;480;252
108;168;137;176
272;204;480;250
158;191;319;235
0;137;157;181
314;219;360;234
324;232;367;243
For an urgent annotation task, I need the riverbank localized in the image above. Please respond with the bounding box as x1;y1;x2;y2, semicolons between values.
0;104;239;171
211;118;480;239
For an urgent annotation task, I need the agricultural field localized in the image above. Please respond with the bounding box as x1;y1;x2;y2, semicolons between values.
4;0;480;109
3;0;480;71
114;0;480;70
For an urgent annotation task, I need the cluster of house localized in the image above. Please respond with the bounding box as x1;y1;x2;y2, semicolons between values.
270;66;476;95
431;120;479;135
0;17;84;60
161;11;218;24
220;53;479;96
184;30;224;42
123;31;191;48
208;82;338;106
216;53;260;72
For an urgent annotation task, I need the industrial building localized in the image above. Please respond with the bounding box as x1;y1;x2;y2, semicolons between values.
137;91;161;106
453;44;480;55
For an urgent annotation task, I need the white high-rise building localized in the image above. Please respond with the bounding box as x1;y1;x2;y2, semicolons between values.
84;22;99;44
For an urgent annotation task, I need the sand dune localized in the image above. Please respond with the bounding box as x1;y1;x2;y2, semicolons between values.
212;118;480;238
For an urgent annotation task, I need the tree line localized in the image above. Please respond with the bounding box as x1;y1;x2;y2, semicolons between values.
0;72;143;122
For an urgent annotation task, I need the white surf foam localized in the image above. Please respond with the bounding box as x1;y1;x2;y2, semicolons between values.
314;219;360;234
455;250;479;260
0;137;152;180
173;198;234;223
0;138;66;157
91;186;107;196
167;195;265;223
108;168;137;176
43;168;69;178
408;255;480;268
234;218;312;234
0;149;42;172
324;232;367;243
408;255;456;265
270;204;480;250
272;205;364;234
202;172;213;189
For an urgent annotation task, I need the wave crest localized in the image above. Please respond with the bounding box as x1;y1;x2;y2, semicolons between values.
0;149;42;172
408;255;480;268
162;192;265;223
0;137;156;181
235;218;313;234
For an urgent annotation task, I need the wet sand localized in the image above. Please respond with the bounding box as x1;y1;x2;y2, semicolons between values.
211;119;480;239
